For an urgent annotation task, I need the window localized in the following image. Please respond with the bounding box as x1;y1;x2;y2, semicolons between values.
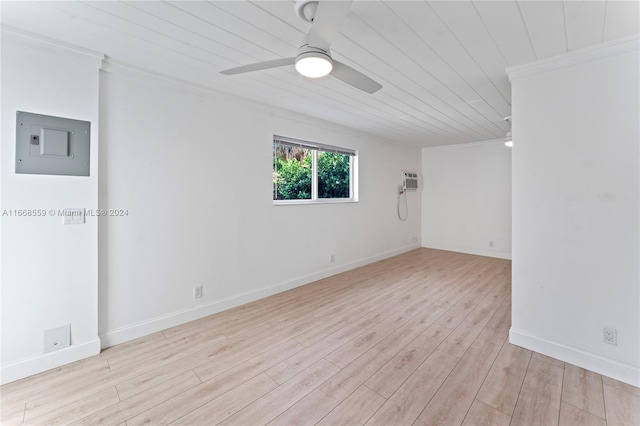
273;135;357;203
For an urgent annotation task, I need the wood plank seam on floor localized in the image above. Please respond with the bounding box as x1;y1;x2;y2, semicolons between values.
460;337;510;424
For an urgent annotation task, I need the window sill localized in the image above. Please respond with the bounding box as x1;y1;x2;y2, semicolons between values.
273;199;358;206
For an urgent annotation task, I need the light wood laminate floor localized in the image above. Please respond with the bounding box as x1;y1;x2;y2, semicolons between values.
1;249;638;425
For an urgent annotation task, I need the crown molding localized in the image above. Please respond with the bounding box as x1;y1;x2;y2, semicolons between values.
422;138;507;152
507;35;639;82
1;25;104;69
100;58;228;100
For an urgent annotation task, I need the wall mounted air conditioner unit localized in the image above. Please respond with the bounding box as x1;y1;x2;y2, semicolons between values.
402;171;419;191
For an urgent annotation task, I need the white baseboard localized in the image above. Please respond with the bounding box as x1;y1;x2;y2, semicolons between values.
100;244;421;349
509;328;640;387
421;241;511;260
0;338;101;385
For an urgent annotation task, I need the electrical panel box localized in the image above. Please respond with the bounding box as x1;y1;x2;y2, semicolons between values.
15;111;90;176
402;171;419;191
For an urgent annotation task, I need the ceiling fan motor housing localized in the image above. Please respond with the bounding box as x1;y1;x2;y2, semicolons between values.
295;0;319;22
297;44;331;60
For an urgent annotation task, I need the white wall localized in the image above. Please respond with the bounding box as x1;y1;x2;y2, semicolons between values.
509;37;640;386
97;67;421;345
421;141;512;259
1;32;420;382
0;31;102;383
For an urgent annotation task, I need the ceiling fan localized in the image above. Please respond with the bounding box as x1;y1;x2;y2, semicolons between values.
220;0;382;94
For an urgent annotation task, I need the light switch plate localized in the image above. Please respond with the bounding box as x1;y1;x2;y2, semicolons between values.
63;208;85;225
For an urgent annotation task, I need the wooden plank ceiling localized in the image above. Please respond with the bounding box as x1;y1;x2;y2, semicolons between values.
1;1;638;147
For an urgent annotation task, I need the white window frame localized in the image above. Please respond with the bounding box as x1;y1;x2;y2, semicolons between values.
273;135;358;205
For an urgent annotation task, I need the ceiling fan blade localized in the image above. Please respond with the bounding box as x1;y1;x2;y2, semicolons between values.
220;57;295;75
307;0;353;51
331;60;382;94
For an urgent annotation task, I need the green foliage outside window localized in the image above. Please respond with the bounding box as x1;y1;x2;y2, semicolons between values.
273;143;351;201
273;148;312;200
318;152;350;198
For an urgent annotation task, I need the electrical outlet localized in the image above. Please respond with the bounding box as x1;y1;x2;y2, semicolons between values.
193;285;203;299
603;327;617;345
489;241;494;247
412;236;418;244
330;254;334;263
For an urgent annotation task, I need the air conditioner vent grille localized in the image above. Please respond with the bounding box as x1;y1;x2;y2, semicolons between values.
402;171;419;191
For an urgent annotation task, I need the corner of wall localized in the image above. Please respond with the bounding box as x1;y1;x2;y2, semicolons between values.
509;36;639;386
421;140;512;261
1;29;103;384
0;339;101;385
510;328;640;387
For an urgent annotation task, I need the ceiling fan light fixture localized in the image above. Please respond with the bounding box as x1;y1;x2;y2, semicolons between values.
220;2;382;93
504;130;513;147
504;116;513;147
295;50;333;78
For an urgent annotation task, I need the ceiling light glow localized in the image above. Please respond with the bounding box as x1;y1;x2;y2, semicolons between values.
504;122;513;147
295;51;333;78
